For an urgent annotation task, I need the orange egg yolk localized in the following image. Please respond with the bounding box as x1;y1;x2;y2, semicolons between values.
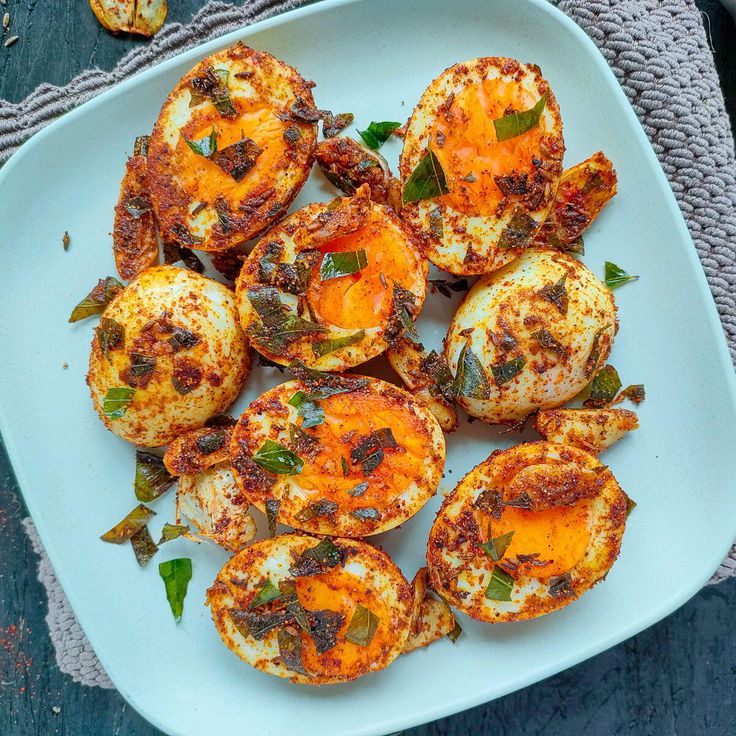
289;392;425;514
177;98;290;204
486;501;592;579
295;570;390;675
430;77;545;216
307;214;418;330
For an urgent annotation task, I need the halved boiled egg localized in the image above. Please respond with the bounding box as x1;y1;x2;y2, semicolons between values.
206;534;413;684
87;265;250;446
427;441;628;623
445;249;617;424
147;43;318;252
234;186;428;370
229;374;445;536
400;57;564;275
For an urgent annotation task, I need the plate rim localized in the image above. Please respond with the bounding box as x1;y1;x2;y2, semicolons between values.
1;0;735;734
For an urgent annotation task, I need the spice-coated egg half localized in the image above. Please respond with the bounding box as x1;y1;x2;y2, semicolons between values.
234;189;428;370
147;42;318;252
427;441;628;623
400;57;564;275
87;266;250;446
445;249;617;425
206;534;414;685
229;375;445;537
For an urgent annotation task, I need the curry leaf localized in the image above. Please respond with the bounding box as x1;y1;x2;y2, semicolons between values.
253;439;303;475
97;317;125;360
100;503;155;543
453;342;491;399
158;523;189;544
181;126;218;157
265;498;280;538
69;276;124;323
319;250;368;281
102;387;135;419
604;261;639;290
491;356;526;386
484;565;514;601
130;526;158;566
195;430;226;454
288;391;325;428
344;604;380;646
584;364;622;408
134;451;175;502
158;558;192;623
493;94;547;142
277;627;307;675
618;384;645;404
350;507;381;521
312;330;365;358
289;538;346;577
358;121;401;149
403;149;450;204
480;531;515;562
347;481;369;497
250;578;281;608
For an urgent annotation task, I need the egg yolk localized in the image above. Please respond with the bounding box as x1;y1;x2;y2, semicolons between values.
295;570;391;676
430;77;545;217
486;501;592;579
307;213;418;330
289;392;425;515
177;98;290;204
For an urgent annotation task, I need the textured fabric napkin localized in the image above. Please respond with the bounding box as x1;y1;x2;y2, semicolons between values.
1;0;735;691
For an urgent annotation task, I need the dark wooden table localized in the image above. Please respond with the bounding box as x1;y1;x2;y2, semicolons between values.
1;1;735;734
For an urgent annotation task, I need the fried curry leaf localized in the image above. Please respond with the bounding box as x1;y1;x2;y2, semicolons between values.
625;493;637;517
403;149;450;204
584;364;622;408
480;531;515;562
532;328;569;359
491;356;526;386
322;111;354;138
312;330;365;358
429;278;470;298
229;608;290;641
210;137;263;181
134;451;176;502
158;558;192;623
350;507;381;521
289;538;346;577
347;481;369;497
344;604;379;647
100;503;156;543
195;430;226;454
474;489;504;519
295;498;339;522
341;457;350;477
211;68;237;117
130;526;158;566
448;620;463;643
124;196;152;219
102;387;135;419
618;384;646;404
604;261;639;290
538;275;569;316
319;250;368;281
498;207;538;249
453;342;491;399
549;572;575;598
585;328;607;377
69;276;124;323
307;609;345;654
97;317;125;361
484;565;514;601
358;121;401;149
277;627;307;675
265;498;281;538
288;391;325;428
253;439;304;475
287;360;370;398
351;428;397;475
181;126;218;157
250;578;282;608
493;93;547;142
158;522;190;544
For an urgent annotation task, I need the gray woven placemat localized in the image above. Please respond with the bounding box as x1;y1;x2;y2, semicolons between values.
2;0;735;691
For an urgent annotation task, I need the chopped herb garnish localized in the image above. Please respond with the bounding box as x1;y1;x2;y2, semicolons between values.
538;275;568;315
604;261;639;290
195;430;226;454
181;126;218;157
322;111;354;138
69;276;124;323
277;627;307;675
491;356;526;386
319;250;368;281
480;531;515;561
493;93;547;142
532;328;569;359
124;196;152;219
358;121;401;149
453;342;491;399
250;578;282;608
312;330;365;358
429;278;469;298
584;364;622;408
253;439;304;475
158;523;189;544
102;387;135;419
288;391;325;428
618;384;645;404
134;451;175;502
344;604;379;646
289;538;346;577
421;350;456;402
351;507;381;521
130;526;158;566
100;503;155;543
350;428;397;475
347;481;368;497
158;558;192;623
210;68;237;117
474;489;504;519
210;137;263;181
295;498;339;522
265;498;280;538
128;354;156;387
549;572;575;598
498;207;538;249
403;149;450;204
97;317;125;360
484;565;514;601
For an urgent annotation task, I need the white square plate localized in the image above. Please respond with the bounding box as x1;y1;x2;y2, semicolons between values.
1;1;735;734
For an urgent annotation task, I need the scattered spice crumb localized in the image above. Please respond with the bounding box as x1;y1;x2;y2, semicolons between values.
4;34;18;47
62;362;69;369
63;231;70;250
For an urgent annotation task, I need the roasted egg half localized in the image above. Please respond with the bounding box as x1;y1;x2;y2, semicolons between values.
229;375;445;536
446;249;617;424
207;534;413;684
427;441;628;623
87;266;250;446
400;57;564;275
234;186;427;370
147;43;318;252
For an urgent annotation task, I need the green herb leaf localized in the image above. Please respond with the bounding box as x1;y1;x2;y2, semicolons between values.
288;391;325;428
584;364;622;408
96;317;125;361
250;578;281;608
158;523;189;544
102;387;135;419
403;149;450;204
344;604;379;646
358;121;401;149
453;342;491;399
498;207;538;249
290;538;346;577
134;451;175;502
287;360;370;398
158;558;192;623
491;356;526;386
484;565;514;601
350;507;381;521
320;250;368;281
124;196;152;219
618;384;645;404
350;428;397;475
100;503;156;543
538;275;568;316
265;498;280;538
277;627;307;675
130;526;158;566
69;276;124;323
229;608;290;640
195;430;226;455
312;330;365;358
211;68;237;117
480;531;515;561
253;439;304;475
448;620;463;643
182;126;218;157
347;481;368;497
531;328;569;359
493;94;547;142
295;498;339;522
604;261;639;290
